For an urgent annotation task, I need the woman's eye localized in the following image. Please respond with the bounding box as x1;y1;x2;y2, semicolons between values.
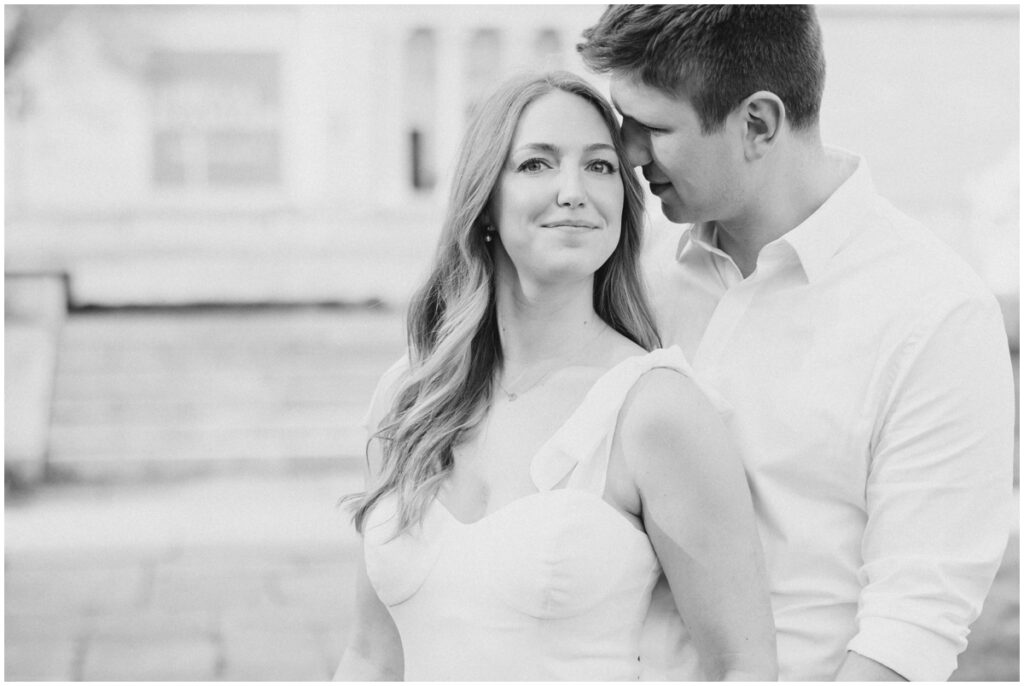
587;160;618;174
516;158;551;173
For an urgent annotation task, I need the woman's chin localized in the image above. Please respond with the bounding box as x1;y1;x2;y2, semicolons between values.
515;263;601;291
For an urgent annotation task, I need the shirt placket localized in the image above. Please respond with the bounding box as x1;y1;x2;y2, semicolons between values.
691;241;795;375
692;257;750;372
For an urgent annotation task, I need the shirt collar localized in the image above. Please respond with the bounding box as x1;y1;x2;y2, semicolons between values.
677;147;876;283
780;147;873;283
679;221;728;262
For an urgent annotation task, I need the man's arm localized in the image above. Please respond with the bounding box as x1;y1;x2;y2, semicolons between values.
835;651;906;681
846;295;1015;681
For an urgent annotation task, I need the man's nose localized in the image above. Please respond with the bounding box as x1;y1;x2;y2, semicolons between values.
620;119;652;168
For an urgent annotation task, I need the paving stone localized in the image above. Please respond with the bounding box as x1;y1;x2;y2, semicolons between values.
148;567;279;612
953;646;1019;682
4;610;91;640
80;636;219;681
88;608;219;640
221;629;331;680
4;566;146;614
153;547;307;580
5;547;173;570
275;560;354;600
290;546;350;566
272;560;357;627
219;604;326;634
316;627;348;675
4;637;79;681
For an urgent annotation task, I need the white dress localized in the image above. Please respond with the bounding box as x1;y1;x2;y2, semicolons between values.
363;348;697;681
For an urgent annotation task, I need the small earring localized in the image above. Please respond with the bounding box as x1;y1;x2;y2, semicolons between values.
484;234;492;243
483;225;494;243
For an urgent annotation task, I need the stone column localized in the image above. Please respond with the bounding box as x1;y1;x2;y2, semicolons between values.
5;273;68;488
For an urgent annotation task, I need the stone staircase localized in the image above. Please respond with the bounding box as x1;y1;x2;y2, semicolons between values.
45;307;407;481
33;303;1023;484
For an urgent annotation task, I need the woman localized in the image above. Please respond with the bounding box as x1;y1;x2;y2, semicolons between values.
334;71;776;681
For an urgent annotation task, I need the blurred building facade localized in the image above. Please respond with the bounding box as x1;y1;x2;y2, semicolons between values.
4;5;620;484
4;4;1019;308
5;5;610;306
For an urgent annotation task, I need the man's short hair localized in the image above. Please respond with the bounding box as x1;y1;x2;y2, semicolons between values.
578;5;826;133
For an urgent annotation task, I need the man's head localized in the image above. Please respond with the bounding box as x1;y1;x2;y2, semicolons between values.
578;5;826;225
578;5;825;134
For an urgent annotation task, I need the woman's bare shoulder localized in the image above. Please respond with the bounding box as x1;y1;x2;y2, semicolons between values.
619;364;721;449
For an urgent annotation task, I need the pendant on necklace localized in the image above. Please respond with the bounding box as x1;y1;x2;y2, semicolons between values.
506;392;518;402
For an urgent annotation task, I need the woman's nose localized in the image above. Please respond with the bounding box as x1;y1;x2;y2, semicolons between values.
556;168;587;208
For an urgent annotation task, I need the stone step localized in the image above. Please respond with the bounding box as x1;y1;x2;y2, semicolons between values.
46;307;406;481
48;424;364;463
51;401;366;427
51;399;369;425
52;371;385;404
56;350;401;374
56;308;407;343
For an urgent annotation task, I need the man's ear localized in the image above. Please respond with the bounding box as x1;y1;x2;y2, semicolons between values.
740;90;784;161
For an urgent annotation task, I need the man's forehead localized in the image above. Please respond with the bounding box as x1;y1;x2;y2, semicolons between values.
609;74;688;115
608;73;642;115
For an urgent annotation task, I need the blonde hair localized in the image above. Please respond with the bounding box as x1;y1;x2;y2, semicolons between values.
348;71;659;535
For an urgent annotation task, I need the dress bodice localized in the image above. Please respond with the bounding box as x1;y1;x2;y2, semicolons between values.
362;347;701;681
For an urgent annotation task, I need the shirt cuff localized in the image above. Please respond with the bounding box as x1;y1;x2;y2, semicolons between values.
846;616;961;681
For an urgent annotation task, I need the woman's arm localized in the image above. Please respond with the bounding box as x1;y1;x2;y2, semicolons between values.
332;549;404;680
333;357;408;680
618;369;777;681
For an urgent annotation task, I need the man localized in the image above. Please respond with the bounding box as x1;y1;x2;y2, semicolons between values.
578;5;1015;682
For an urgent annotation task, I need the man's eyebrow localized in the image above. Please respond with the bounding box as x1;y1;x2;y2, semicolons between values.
610;100;650;128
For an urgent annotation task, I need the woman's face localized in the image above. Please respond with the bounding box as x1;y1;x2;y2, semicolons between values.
491;90;624;288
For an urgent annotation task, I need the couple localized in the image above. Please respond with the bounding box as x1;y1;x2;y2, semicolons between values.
336;6;1014;682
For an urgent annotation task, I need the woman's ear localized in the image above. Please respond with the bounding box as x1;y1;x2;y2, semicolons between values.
740;90;784;161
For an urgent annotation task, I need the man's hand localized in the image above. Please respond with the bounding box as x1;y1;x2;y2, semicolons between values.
835;651;907;681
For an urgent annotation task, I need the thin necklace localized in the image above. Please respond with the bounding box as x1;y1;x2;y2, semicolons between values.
497;324;608;402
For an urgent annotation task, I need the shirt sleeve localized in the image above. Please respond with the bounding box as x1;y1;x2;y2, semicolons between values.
847;293;1016;681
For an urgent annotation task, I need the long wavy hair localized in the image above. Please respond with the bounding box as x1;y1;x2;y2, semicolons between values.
347;71;660;535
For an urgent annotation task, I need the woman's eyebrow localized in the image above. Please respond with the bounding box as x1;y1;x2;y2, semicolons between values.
511;143;559;156
511;142;615;155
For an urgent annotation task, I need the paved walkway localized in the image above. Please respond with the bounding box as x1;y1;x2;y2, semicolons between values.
5;466;363;681
5;468;1019;681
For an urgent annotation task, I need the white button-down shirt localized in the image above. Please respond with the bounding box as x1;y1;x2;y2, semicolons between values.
640;149;1015;681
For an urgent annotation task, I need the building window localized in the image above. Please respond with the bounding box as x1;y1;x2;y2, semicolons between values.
534;29;562;69
405;29;437;192
465;29;501;119
150;50;281;189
